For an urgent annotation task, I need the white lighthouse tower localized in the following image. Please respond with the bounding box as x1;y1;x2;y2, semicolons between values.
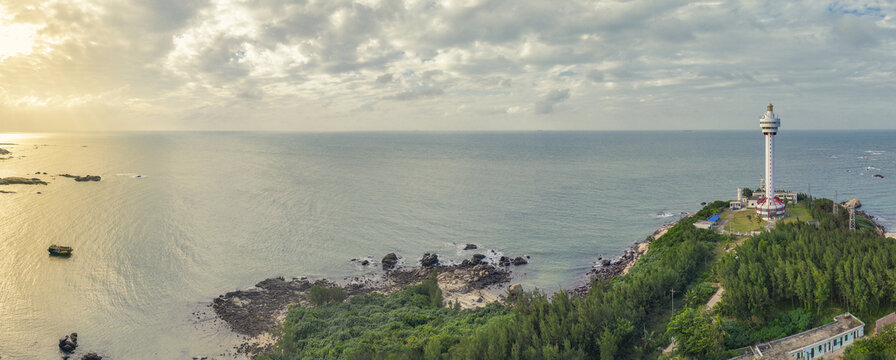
756;103;785;219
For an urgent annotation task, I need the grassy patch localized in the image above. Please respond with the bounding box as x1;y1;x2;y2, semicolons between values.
779;203;814;225
725;210;766;232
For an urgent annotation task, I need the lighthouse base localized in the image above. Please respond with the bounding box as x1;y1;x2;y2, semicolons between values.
756;196;786;220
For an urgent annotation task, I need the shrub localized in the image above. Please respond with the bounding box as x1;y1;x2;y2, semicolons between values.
309;285;348;306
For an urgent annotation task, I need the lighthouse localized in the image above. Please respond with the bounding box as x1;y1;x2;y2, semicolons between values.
756;103;786;219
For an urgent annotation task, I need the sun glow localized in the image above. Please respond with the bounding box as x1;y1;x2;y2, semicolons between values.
0;6;40;61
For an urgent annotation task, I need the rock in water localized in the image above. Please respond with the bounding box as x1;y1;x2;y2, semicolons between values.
512;257;528;265
508;283;523;295
498;256;511;267
463;243;478;250
471;254;486;265
873;174;884;179
82;353;102;360
420;253;439;267
381;253;398;270
360;260;370;266
58;334;77;353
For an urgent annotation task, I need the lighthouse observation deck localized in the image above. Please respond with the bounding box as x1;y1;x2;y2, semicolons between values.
760;103;780;135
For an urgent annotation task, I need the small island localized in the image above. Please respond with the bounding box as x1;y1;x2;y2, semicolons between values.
59;174;101;182
0;177;48;185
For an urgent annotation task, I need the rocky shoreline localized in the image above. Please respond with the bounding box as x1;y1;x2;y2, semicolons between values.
212;251;523;356
571;220;679;296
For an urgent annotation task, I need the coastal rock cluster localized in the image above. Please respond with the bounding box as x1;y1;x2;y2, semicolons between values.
212;251;516;348
56;332;103;359
212;277;326;336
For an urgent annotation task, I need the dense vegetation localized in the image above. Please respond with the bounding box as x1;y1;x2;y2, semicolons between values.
845;324;896;359
720;308;815;350
716;199;896;318
265;204;725;359
262;279;510;359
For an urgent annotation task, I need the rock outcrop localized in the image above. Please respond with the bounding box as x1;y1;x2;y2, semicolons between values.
420;253;440;267
842;199;862;209
381;253;398;270
212;277;325;336
471;254;486;265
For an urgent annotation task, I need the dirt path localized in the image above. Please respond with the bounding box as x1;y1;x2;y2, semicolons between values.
705;285;725;311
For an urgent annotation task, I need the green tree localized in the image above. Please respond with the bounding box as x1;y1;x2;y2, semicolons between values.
665;307;724;357
845;324;896;359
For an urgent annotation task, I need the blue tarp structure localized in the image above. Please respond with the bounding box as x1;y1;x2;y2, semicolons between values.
707;214;721;223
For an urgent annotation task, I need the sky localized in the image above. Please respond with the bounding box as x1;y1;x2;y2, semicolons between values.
0;0;894;132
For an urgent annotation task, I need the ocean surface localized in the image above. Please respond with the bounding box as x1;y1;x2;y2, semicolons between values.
0;131;893;359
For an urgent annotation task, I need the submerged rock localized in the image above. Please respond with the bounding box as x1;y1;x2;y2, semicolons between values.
381;253;398;270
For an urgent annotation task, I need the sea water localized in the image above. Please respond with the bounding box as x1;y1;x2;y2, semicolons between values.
0;131;893;358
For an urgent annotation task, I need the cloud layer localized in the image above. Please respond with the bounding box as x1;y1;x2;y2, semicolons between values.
1;0;895;131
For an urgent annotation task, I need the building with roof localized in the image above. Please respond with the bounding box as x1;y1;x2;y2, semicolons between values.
876;312;896;334
694;214;722;230
734;313;865;359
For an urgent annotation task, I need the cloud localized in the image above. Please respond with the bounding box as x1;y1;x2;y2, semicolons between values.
586;70;604;83
1;0;896;131
386;87;445;101
375;73;393;84
535;88;570;114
